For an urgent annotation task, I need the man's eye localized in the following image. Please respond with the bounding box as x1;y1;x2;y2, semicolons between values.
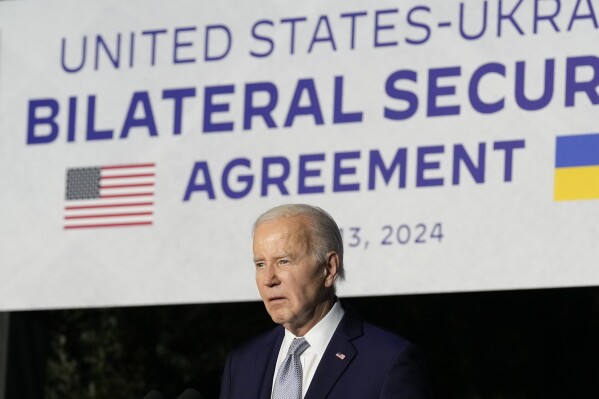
255;262;265;268
278;259;290;265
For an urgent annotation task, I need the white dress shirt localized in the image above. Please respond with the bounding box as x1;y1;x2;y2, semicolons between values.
271;301;345;398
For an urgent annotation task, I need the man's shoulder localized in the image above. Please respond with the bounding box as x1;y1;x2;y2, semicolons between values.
228;325;283;358
344;314;429;381
339;305;419;355
360;320;418;351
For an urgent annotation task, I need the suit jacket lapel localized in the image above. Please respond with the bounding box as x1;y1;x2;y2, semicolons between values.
304;305;363;399
255;326;284;399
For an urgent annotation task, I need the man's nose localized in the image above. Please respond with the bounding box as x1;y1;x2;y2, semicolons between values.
262;264;280;286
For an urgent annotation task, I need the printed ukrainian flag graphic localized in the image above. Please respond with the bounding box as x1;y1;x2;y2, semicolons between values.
554;133;599;201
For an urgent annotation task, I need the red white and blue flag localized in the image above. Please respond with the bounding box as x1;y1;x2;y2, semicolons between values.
64;163;155;229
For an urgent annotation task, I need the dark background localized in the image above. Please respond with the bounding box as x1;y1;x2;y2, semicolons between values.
5;286;599;399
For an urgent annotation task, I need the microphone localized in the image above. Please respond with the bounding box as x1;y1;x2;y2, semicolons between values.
143;390;167;399
177;388;203;399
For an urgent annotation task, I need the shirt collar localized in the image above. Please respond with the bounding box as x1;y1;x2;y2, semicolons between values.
283;300;345;355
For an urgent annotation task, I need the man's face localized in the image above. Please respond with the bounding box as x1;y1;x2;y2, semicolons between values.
253;216;335;336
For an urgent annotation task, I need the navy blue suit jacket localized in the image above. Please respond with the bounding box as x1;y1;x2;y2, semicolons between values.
219;305;432;399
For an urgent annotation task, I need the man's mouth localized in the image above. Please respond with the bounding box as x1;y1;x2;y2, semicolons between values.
268;296;286;302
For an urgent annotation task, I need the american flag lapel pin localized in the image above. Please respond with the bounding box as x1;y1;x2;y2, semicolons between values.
335;352;346;360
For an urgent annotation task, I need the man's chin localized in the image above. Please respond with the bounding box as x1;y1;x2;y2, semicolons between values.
266;308;289;325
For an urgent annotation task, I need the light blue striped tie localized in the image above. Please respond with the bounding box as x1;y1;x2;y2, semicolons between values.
272;337;310;399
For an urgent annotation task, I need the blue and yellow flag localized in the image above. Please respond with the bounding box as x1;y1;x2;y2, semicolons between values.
554;133;599;201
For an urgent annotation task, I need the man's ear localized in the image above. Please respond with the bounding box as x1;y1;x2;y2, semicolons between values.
323;251;339;288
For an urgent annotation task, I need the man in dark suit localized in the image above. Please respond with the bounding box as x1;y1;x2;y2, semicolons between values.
220;204;432;399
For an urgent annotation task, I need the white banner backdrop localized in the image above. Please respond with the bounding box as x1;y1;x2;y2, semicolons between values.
1;0;598;311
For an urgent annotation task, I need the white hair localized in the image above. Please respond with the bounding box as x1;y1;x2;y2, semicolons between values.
253;204;345;281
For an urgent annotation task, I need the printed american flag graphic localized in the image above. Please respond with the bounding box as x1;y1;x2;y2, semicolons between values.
64;163;155;229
